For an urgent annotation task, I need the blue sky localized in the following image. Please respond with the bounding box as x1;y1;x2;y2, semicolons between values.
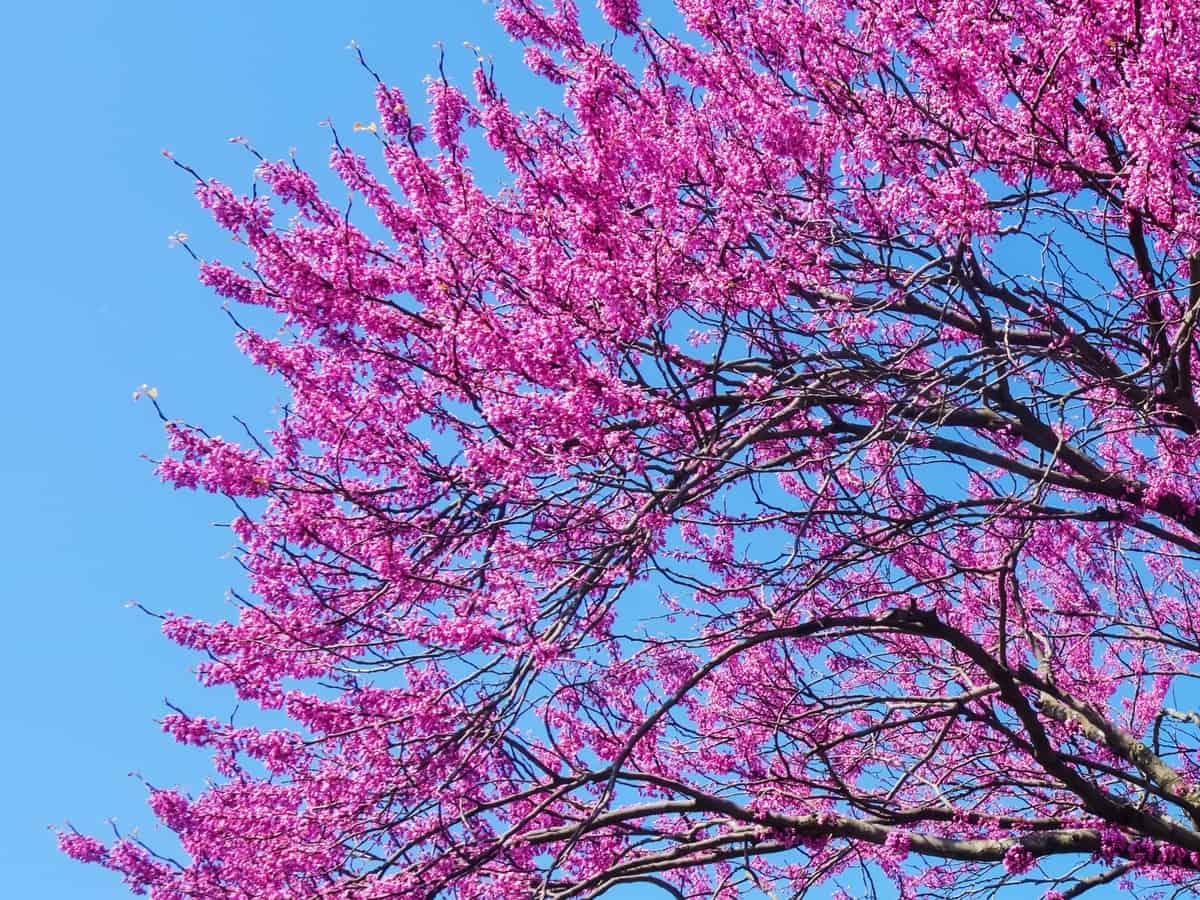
0;2;552;895
0;2;1120;898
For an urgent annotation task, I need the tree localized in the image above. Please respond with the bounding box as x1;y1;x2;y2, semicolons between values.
58;0;1200;896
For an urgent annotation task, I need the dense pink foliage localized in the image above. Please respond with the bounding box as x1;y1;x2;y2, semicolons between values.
64;0;1200;896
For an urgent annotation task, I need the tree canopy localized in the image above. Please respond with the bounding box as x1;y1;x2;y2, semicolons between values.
61;0;1200;896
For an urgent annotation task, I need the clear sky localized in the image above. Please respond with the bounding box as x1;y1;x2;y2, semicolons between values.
0;4;1100;899
0;1;578;896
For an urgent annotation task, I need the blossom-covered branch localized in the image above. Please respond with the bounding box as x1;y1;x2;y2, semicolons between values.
63;0;1200;896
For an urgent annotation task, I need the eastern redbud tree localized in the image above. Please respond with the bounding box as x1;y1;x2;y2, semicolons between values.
60;0;1200;896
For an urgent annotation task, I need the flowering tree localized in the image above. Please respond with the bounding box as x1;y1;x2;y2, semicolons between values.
59;0;1200;896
